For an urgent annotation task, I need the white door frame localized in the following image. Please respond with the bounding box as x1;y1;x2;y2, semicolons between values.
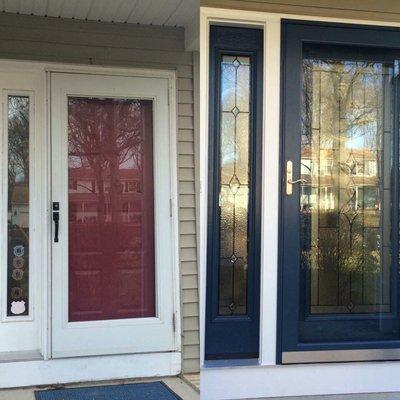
50;72;177;357
0;59;181;387
200;6;400;400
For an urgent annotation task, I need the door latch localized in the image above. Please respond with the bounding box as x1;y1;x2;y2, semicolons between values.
286;161;306;195
52;202;60;243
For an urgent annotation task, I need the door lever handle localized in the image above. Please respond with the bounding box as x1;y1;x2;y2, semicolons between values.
288;178;307;185
286;161;306;195
52;202;60;243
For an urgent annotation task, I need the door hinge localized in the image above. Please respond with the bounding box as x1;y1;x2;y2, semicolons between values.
172;313;176;333
170;198;173;218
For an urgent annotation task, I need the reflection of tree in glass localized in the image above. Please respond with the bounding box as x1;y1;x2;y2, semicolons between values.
301;59;390;312
8;96;29;215
68;98;146;224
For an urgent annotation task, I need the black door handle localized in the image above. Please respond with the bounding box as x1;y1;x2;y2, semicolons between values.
52;202;60;243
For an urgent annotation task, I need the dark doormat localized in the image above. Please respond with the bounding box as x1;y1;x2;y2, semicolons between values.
35;381;182;400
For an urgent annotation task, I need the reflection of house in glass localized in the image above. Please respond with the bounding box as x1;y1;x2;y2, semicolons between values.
68;168;143;224
300;57;392;315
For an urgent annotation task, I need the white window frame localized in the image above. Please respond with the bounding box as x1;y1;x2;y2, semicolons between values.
200;6;400;400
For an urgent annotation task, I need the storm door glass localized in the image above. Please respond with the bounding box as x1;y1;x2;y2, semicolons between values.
67;97;155;322
298;43;399;343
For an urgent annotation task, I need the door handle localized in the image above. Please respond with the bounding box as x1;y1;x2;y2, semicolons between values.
52;202;60;243
286;161;306;195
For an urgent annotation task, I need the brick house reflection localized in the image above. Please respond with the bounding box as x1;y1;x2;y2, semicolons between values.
68;169;142;224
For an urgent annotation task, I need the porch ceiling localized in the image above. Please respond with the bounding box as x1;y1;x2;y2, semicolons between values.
1;0;199;49
1;0;197;27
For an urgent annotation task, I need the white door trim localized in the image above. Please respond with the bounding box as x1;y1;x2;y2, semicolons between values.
50;72;178;357
0;60;181;376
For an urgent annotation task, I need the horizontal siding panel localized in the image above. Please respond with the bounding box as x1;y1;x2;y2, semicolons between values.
179;208;196;221
182;359;200;374
179;220;197;235
179;168;195;181
178;116;194;130
179;182;195;195
0;12;184;39
182;316;199;331
183;345;200;359
105;47;192;67
182;331;200;346
177;65;193;78
178;77;194;91
180;248;197;263
178;141;194;155
182;274;198;289
182;289;198;304
181;261;198;275
178;90;194;104
0;25;184;52
178;103;194;116
180;234;197;248
178;155;195;168
179;129;195;142
183;302;199;317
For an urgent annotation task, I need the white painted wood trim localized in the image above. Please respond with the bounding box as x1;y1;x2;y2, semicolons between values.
199;5;400;399
0;351;181;389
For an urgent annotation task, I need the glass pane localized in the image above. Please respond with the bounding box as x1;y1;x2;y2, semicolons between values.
301;57;393;315
7;96;30;317
218;55;251;315
68;97;155;322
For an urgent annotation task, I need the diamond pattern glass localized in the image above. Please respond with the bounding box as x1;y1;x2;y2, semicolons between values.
301;57;393;314
218;55;251;315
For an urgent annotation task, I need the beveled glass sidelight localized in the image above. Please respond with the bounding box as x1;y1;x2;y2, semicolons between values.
300;56;393;315
7;95;30;317
218;55;251;315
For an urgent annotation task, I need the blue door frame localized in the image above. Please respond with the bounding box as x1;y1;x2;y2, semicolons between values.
205;25;263;360
278;20;400;363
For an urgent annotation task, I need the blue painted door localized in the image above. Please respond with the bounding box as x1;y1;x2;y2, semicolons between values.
280;20;400;363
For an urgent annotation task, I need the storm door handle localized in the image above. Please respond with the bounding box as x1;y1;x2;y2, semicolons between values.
52;202;60;243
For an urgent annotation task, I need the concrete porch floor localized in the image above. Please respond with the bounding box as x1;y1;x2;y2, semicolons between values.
0;376;199;400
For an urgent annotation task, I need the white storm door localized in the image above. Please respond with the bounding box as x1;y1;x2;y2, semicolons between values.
51;72;176;358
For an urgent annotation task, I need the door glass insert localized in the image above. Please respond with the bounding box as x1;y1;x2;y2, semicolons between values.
301;49;394;315
219;55;251;315
68;97;155;322
7;95;30;317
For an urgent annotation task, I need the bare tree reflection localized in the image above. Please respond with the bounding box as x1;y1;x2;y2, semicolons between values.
301;59;391;313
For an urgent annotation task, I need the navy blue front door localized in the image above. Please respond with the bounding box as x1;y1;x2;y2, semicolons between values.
205;25;263;360
280;20;400;363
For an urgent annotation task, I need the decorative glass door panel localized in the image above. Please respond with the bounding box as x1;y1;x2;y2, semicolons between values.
281;21;400;363
206;26;263;360
301;55;392;319
68;97;155;322
51;72;175;358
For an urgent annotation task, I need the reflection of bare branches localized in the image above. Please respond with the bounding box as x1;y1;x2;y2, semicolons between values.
8;96;29;210
301;58;388;311
68;97;148;223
